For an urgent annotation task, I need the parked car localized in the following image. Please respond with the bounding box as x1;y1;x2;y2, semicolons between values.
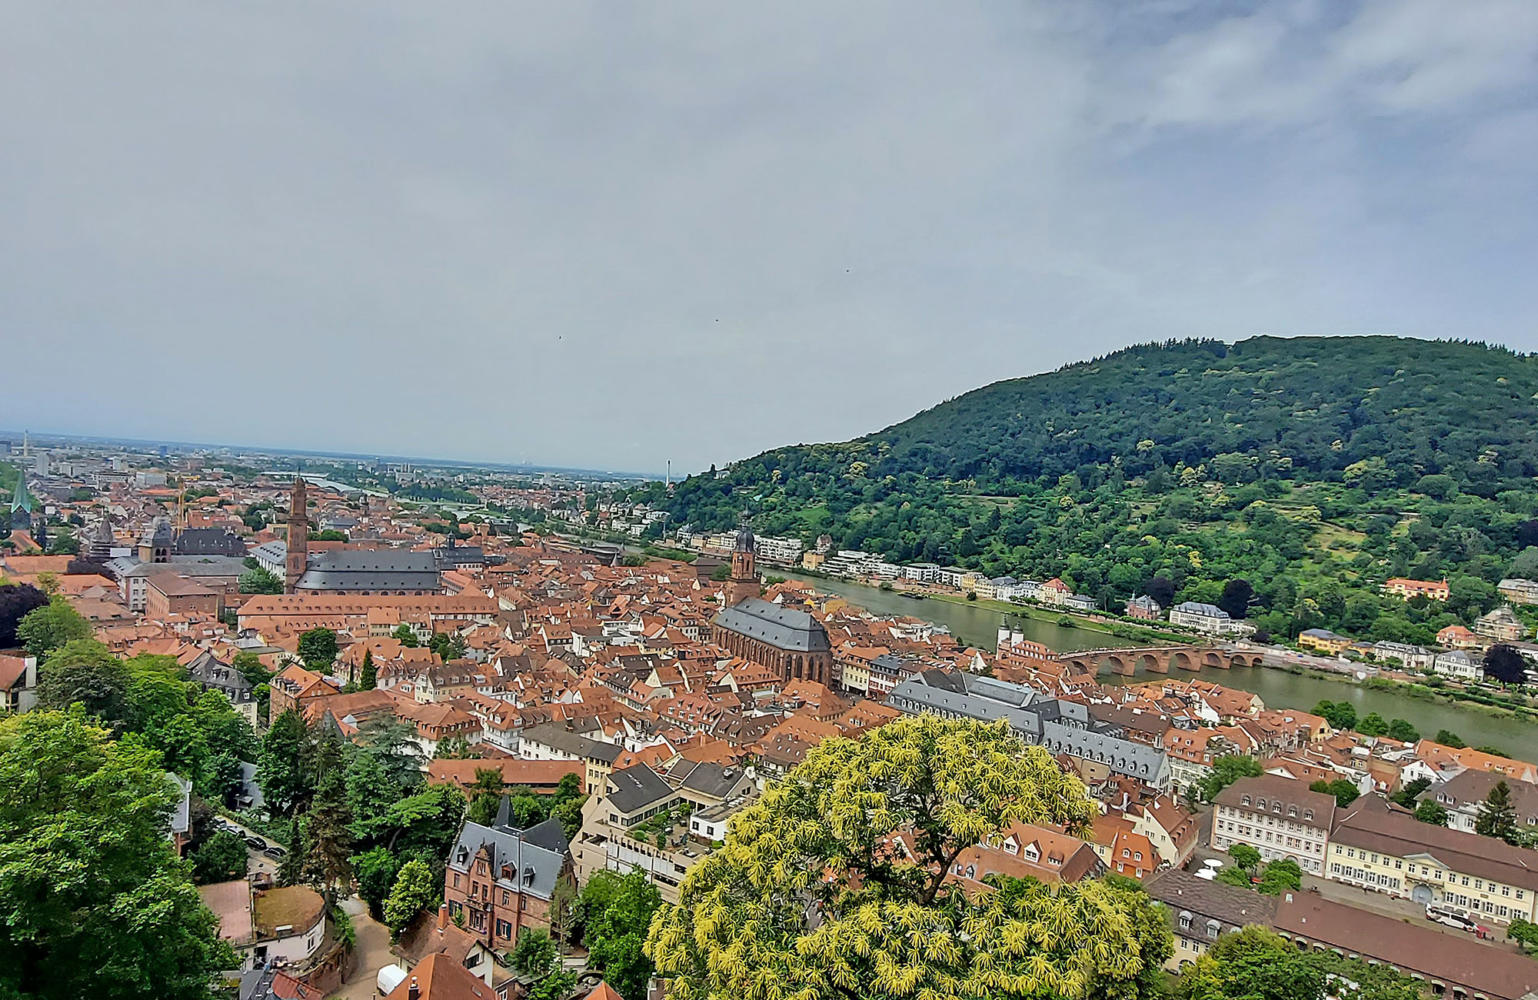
262;846;287;860
244;836;267;850
1426;904;1480;933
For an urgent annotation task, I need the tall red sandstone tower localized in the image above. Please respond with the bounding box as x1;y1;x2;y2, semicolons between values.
726;517;759;606
285;476;309;593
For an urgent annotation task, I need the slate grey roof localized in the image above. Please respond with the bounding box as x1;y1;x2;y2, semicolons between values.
712;597;831;653
606;764;677;814
519;722;622;764
140;517;174;548
1145;868;1278;936
252;540;287;563
174;527;248;557
449;817;568;901
519;815;570;855
1173;601;1228;619
295;549;441;592
870;653;923;678
115;554;250;579
187;650;255;702
887;671;1169;786
433;544;485;568
663;759;748;801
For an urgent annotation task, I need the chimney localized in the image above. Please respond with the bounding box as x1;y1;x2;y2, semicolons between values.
408;977;420;1000
437;903;449;933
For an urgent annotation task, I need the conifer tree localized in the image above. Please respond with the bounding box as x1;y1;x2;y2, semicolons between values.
1477;780;1520;843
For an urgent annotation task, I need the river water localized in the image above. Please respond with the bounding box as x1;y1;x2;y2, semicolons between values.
811;578;1131;653
812;577;1538;760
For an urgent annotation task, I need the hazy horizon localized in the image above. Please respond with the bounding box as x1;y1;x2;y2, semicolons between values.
6;2;1536;472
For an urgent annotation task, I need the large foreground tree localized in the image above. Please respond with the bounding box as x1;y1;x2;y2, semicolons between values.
0;710;234;1000
645;714;1171;1000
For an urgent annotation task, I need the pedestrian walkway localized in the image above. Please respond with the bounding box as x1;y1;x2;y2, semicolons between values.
334;897;394;1000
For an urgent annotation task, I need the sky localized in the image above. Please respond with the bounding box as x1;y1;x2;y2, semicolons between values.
4;1;1537;475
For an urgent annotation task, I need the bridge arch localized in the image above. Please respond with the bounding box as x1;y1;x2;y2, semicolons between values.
1102;654;1132;676
1171;650;1197;672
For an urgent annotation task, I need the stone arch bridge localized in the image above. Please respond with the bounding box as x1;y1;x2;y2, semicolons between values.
1056;645;1264;677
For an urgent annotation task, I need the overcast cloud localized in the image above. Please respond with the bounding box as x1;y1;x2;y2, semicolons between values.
3;1;1536;473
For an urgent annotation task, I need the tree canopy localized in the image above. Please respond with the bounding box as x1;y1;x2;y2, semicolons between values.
238;567;284;595
0;710;235;1000
1484;644;1528;685
16;597;93;658
297;628;339;668
1477;780;1520;843
0;582;48;647
655;337;1538;644
646;714;1172;1000
578;869;662;1000
1199;754;1262;802
1177;925;1420;1000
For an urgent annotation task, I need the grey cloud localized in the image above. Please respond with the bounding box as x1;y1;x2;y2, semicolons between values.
2;1;1536;473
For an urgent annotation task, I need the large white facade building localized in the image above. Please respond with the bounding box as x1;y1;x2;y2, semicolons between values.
1210;775;1334;875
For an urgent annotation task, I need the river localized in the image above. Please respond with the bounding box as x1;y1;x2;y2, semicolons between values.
811;577;1538;760
810;578;1132;653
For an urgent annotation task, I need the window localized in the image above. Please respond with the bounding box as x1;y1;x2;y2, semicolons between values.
1206;920;1221;941
496;919;512;939
1179;911;1192;931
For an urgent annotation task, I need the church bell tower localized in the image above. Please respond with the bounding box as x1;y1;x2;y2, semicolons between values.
727;515;759;606
286;476;309;593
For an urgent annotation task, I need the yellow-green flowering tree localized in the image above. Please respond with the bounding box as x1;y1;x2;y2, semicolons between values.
645;714;1172;1000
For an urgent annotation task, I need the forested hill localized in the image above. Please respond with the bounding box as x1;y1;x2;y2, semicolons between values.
645;336;1538;645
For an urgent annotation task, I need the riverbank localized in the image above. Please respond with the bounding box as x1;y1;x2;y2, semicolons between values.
924;592;1195;646
1242;659;1538;725
813;577;1538;758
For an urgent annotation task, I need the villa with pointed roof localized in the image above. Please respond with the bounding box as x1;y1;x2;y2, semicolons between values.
444;806;573;950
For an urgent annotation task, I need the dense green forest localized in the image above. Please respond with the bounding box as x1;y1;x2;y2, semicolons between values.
641;337;1538;644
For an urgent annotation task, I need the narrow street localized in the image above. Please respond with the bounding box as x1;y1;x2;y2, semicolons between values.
333;897;394;1000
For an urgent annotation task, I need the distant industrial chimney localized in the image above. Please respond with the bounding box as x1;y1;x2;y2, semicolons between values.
408;976;420;1000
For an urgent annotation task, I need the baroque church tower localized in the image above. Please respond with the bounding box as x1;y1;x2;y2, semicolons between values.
286;476;309;593
726;516;759;606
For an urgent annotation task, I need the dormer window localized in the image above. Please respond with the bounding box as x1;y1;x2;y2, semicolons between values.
1241;795;1252;807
